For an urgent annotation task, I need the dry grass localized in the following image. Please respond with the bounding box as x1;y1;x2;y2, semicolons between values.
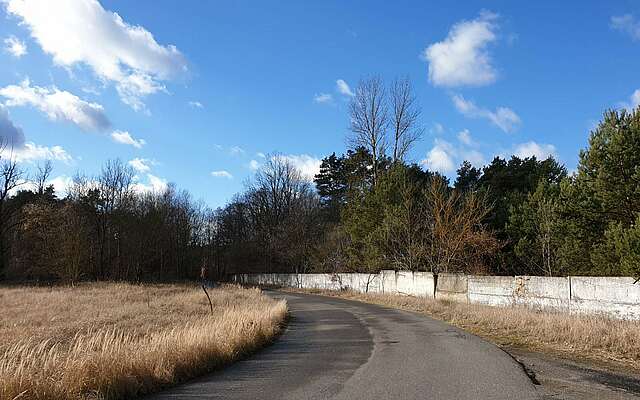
0;283;287;400
287;287;640;373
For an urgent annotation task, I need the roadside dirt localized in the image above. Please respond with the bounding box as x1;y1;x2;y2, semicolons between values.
507;347;640;399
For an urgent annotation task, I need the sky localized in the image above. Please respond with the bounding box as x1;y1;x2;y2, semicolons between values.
1;0;639;208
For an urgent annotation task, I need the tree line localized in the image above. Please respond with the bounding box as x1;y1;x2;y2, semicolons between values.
1;77;639;283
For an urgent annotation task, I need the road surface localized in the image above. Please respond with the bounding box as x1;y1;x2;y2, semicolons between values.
150;290;540;400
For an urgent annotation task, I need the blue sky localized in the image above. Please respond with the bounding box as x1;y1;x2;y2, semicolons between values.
1;0;639;207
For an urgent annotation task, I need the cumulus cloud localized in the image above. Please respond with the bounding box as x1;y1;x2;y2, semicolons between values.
0;105;25;146
111;130;145;148
313;93;333;104
211;170;233;179
280;154;321;181
423;11;499;87
0;79;111;131
452;94;521;133
13;142;73;163
421;137;485;174
128;157;153;173
5;0;187;111
188;100;203;108
3;35;27;57
336;79;354;96
512;141;557;160
611;14;640;41
422;139;456;173
132;173;168;193
48;175;73;196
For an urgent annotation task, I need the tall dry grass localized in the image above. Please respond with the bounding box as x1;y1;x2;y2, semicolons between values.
291;288;640;372
0;283;287;400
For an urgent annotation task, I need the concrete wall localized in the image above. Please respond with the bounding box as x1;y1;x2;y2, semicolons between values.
233;271;640;320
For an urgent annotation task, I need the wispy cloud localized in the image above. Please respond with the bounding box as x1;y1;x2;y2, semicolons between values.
452;94;521;133
611;14;640;41
618;89;640;112
423;11;499;87
128;157;154;173
229;146;245;156
313;93;333;104
111;130;146;148
211;170;233;179
336;79;354;97
189;100;203;108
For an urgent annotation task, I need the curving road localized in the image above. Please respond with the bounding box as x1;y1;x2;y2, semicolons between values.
151;290;541;400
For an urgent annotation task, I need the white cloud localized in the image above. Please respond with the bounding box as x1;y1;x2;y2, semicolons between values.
189;100;203;108
128;157;152;173
619;89;640;112
3;35;27;57
256;152;266;158
422;139;456;173
452;94;521;133
280;154;321;181
229;146;244;156
336;79;354;96
132;173;168;193
111;130;145;148
249;159;260;171
48;175;73;196
5;0;187;111
0;104;25;146
611;14;640;41
457;129;474;146
313;93;333;104
430;122;445;135
0;79;110;131
211;170;233;179
421;138;485;174
423;11;499;87
12;142;73;163
512;141;557;160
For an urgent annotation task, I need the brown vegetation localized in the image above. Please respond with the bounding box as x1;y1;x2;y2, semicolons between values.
288;288;640;373
0;283;287;400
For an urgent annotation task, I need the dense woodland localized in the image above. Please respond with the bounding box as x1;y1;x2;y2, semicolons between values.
1;77;639;283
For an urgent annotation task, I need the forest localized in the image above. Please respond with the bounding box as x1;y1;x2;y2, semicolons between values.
1;77;639;283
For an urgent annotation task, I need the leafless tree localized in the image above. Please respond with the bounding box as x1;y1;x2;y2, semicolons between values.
0;141;25;273
348;77;388;186
35;160;53;195
390;77;423;163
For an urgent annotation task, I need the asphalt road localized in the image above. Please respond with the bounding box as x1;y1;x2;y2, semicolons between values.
150;290;541;400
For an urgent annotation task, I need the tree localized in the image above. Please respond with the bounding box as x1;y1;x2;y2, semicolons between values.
0;144;25;276
454;161;481;192
348;77;388;186
390;77;423;163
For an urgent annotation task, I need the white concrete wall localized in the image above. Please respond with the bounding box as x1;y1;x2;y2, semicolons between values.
233;272;640;320
436;273;468;303
514;276;570;311
570;277;640;319
468;275;514;307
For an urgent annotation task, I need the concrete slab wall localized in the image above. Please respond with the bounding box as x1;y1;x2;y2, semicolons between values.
233;272;640;320
468;275;514;307
436;273;468;303
514;276;570;311
570;277;640;319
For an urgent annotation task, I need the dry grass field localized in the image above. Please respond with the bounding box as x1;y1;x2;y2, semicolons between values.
289;288;640;373
0;283;287;400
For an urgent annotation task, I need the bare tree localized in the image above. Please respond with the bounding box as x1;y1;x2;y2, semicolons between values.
0;141;25;274
35;160;53;195
390;77;423;163
348;77;388;186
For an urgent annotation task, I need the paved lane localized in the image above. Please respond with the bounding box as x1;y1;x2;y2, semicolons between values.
150;290;540;400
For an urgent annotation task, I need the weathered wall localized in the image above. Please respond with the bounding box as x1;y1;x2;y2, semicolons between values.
233;271;640;320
